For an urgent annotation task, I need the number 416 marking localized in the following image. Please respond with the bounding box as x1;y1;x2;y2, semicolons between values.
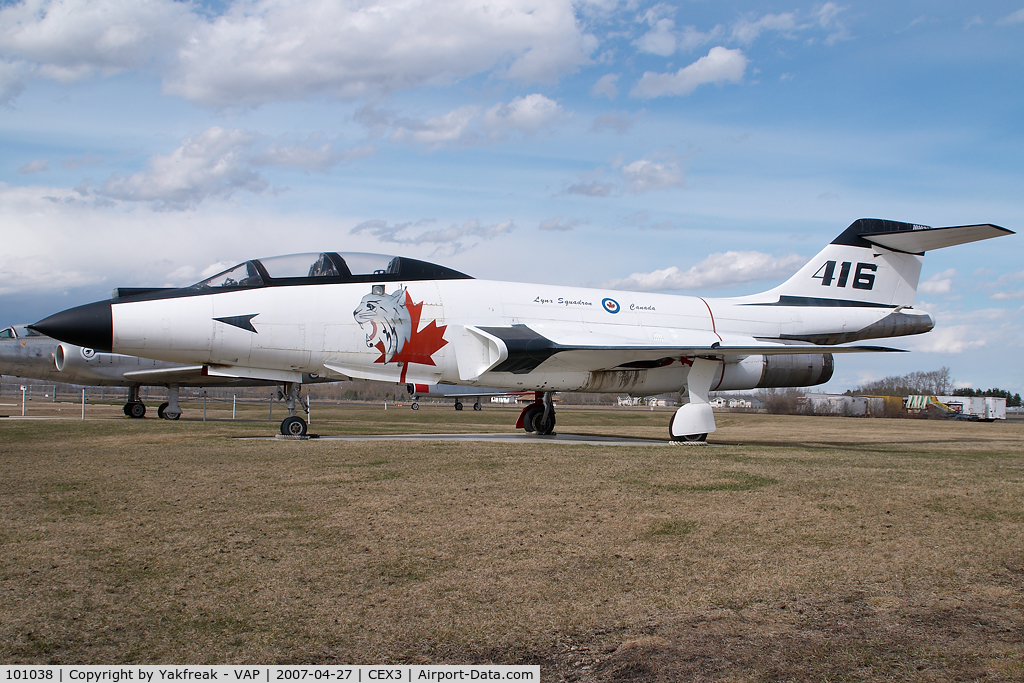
813;261;876;290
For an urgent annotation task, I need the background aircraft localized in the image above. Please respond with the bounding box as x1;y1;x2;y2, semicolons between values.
0;323;320;419
31;219;1012;440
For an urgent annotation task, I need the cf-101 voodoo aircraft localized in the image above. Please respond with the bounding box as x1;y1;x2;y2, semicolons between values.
31;219;1012;440
0;323;322;419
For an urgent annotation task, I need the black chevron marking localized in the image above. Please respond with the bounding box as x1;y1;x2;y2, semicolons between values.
213;314;259;333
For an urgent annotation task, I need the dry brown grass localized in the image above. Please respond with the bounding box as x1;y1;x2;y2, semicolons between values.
1;406;1023;681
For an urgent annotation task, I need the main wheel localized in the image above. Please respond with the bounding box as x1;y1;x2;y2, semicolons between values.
157;401;181;420
280;415;307;436
676;433;707;442
128;402;146;419
455;401;463;411
521;405;542;433
531;410;556;435
668;410;706;442
473;401;482;411
411;402;419;411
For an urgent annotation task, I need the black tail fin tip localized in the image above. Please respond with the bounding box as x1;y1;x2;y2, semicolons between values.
830;219;931;248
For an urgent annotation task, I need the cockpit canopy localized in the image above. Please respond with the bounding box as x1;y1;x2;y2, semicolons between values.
0;325;43;339
191;252;472;290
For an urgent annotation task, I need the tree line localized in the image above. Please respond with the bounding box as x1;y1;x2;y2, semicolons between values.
849;367;1020;406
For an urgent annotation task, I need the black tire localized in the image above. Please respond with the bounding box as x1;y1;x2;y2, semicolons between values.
158;402;168;419
680;433;707;442
280;416;307;436
531;410;556;435
522;405;541;433
123;403;132;416
128;402;146;419
455;401;463;411
411;403;419;411
473;401;482;411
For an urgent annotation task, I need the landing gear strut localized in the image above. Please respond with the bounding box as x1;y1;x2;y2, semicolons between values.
158;385;182;420
278;382;308;436
123;385;146;418
518;391;555;435
669;358;719;444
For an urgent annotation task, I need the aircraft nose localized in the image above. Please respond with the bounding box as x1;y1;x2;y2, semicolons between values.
30;300;113;352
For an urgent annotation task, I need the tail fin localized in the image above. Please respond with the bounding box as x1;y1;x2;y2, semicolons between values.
763;219;1012;307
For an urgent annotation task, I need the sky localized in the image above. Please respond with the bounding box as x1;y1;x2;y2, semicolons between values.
1;0;1022;394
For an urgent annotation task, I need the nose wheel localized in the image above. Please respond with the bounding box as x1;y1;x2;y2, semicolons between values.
280;415;308;436
277;382;308;436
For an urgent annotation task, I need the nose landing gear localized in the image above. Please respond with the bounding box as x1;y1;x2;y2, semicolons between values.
278;382;308;436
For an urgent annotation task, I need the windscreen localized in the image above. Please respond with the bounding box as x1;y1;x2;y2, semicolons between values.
191;261;264;289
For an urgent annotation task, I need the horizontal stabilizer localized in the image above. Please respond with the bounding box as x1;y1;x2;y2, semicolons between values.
863;223;1013;254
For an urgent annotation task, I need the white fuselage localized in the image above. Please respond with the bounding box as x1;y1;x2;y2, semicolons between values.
109;279;929;395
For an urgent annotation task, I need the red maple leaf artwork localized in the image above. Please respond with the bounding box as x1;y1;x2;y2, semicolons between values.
372;291;448;382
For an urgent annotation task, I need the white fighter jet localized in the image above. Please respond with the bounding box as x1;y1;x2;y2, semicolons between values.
0;323;320;419
31;219;1012;440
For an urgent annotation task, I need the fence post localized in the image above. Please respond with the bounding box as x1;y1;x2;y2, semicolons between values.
82;389;86;420
233;394;236;420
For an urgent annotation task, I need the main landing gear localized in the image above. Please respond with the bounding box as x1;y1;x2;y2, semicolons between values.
669;358;719;444
517;391;556;435
278;382;309;436
453;399;483;411
157;385;182;420
123;385;146;418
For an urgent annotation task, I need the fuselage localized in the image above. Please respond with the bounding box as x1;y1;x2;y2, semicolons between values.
101;277;930;395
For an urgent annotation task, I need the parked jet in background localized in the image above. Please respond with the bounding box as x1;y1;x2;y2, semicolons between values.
0;324;319;419
32;219;1012;440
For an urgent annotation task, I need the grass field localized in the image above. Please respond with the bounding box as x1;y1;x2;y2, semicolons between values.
1;403;1023;681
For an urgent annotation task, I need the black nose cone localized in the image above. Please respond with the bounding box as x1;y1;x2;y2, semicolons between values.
30;300;113;352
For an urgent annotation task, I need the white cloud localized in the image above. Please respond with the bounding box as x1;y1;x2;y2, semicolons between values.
485;94;563;134
906;326;987;354
618;156;684;193
991;289;1024;301
0;0;596;107
997;8;1024;25
731;12;797;44
564;180;616;197
0;0;195;80
604;251;806;291
591;73;618;100
0;59;24;103
538;216;584;232
251;138;340;172
631;46;747;98
166;0;595;107
815;2;849;44
350;218;515;254
89;127;347;209
16;159;48;174
390;95;563;148
95;127;268;211
635;18;676;56
563;152;684;196
392;106;480;146
918;268;956;295
591;110;638;134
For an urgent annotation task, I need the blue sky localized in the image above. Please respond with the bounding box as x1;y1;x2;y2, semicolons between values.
1;0;1022;393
